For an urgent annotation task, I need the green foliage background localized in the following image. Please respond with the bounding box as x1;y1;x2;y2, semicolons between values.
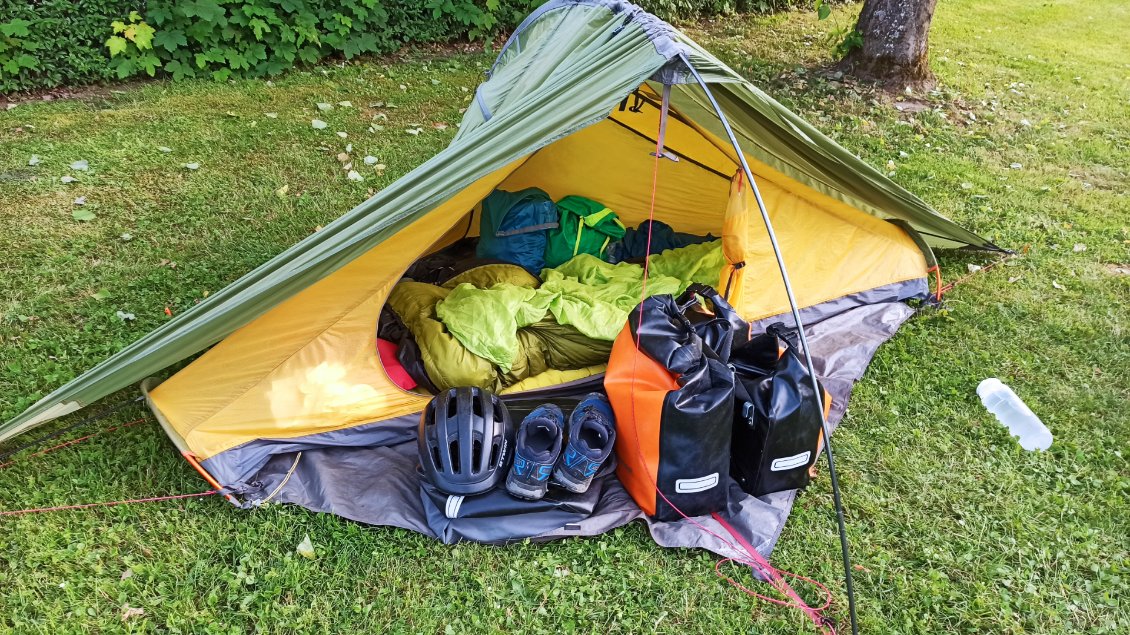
0;0;144;92
0;0;811;94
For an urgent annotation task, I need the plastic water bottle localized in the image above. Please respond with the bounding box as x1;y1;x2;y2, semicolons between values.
976;378;1052;451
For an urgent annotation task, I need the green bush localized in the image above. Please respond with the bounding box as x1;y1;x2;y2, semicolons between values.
639;0;806;18
103;0;548;82
0;0;140;93
1;0;808;93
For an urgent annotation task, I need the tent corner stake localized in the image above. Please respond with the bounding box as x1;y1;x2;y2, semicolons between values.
182;451;238;506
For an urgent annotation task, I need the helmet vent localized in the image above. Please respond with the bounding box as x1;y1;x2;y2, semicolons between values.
447;396;458;419
449;440;461;473
472;439;483;469
431;445;442;470
489;442;500;467
472;396;483;417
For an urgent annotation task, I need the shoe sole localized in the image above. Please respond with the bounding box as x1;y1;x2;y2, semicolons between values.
505;476;548;501
550;467;591;494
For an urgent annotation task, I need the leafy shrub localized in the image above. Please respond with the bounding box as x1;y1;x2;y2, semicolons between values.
0;0;140;93
102;1;545;82
637;0;808;19
2;0;811;93
0;19;38;80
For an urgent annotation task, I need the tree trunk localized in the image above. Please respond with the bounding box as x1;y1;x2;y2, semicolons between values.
839;0;938;90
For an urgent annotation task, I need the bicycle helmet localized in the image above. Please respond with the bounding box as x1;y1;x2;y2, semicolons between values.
418;386;514;495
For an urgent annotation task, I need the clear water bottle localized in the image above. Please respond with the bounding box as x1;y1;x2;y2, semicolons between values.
976;378;1053;451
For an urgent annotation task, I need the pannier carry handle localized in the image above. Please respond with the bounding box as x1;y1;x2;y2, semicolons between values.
675;283;750;360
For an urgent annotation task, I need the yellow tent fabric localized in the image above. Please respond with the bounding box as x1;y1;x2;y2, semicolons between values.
148;160;526;460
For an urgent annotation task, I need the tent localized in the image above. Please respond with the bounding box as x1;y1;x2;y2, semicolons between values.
1;1;996;549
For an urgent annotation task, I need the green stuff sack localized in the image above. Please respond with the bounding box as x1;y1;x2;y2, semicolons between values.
544;196;626;268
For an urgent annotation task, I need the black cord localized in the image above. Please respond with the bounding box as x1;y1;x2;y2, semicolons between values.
0;396;145;463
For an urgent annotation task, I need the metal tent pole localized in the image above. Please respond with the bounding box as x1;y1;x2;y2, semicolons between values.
682;56;859;635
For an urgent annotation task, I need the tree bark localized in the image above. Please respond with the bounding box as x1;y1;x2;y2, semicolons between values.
838;0;939;90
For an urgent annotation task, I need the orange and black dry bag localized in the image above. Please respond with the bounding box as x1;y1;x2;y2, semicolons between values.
604;284;744;521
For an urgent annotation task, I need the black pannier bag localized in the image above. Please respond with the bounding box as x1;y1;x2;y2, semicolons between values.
605;284;742;521
730;322;831;497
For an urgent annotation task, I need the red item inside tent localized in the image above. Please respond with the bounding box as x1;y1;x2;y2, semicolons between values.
377;338;417;391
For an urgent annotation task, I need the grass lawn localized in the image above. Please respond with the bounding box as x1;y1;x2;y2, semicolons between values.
1;0;1127;632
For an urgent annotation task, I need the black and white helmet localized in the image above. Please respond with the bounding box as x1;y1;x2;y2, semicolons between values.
418;387;514;495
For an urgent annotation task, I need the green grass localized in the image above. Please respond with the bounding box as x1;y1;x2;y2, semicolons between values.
1;0;1127;632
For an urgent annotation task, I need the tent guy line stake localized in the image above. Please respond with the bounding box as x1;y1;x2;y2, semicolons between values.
682;56;860;635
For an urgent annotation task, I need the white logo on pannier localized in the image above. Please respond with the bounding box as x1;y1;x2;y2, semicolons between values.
771;451;811;471
675;473;719;493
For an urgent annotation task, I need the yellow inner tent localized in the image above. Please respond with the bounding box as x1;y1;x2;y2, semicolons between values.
148;93;927;463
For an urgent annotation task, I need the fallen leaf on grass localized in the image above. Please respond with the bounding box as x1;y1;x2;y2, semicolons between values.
72;209;96;222
157;146;172;153
116;310;136;321
120;232;133;241
183;163;200;170
60;175;77;183
432;122;448;130
336;131;348;139
338;100;352;107
121;605;145;621
275;184;289;197
296;534;315;559
264;112;278;119
120;568;133;581
967;264;982;274
363;155;378;165
73;196;86;206
91;289;111;301
1072;243;1086;252
336;152;350;163
311;119;327;129
1051;280;1065;290
346;170;363;182
1008;276;1022;284
28;155;40;166
316;102;333;111
70;159;89;171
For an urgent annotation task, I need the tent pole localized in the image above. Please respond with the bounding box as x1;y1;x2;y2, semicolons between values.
682;56;859;635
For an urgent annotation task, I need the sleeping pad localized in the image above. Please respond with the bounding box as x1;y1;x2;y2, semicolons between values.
386;240;725;392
